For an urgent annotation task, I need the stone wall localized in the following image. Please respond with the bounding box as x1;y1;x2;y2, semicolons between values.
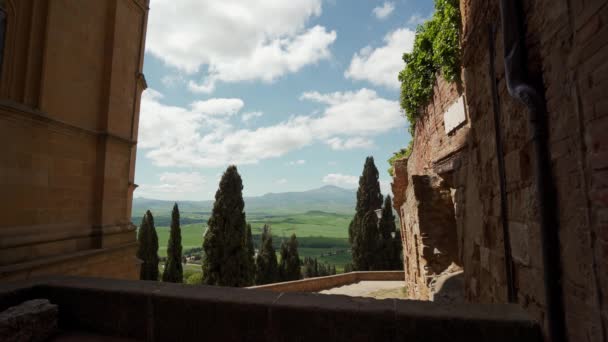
456;0;608;340
0;276;542;341
0;0;149;281
392;76;468;300
393;0;608;339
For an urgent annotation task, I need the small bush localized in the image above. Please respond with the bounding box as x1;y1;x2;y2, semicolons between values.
186;272;203;285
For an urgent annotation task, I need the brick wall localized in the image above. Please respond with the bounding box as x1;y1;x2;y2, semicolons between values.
392;76;468;300
393;1;608;339
457;0;608;340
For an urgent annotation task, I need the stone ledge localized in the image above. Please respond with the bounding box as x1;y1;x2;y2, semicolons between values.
0;243;138;276
0;276;541;342
0;100;136;146
248;271;405;293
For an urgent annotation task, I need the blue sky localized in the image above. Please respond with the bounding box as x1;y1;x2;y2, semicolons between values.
135;0;433;200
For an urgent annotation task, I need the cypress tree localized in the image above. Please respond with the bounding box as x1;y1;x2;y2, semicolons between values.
378;195;401;270
255;224;278;285
137;210;159;281
349;157;383;270
278;239;289;281
162;203;183;283
202;165;249;287
244;223;256;286
392;229;403;270
303;257;314;278
279;233;301;282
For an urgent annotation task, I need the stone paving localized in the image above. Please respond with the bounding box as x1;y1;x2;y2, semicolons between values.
319;281;406;299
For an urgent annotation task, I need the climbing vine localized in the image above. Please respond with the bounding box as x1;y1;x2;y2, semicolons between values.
387;140;413;177
389;0;460;176
398;0;461;135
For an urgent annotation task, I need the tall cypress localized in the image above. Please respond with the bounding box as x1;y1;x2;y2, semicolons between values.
349;156;383;270
137;210;159;281
244;223;256;286
162;203;183;283
378;195;402;270
255;224;278;285
285;234;301;281
202;165;249;287
278;233;301;282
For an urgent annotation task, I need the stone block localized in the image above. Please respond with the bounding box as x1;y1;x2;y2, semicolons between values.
0;299;58;342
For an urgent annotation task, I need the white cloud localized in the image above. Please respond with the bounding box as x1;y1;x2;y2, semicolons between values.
287;160;306;165
146;0;336;93
322;173;358;188
242;111;264;122
408;13;429;26
373;2;395;19
300;88;403;136
275;178;288;185
345;28;415;89
190;98;244;116
161;74;185;88
139;88;402;168
325;137;374;150
136;172;206;200
380;180;393;196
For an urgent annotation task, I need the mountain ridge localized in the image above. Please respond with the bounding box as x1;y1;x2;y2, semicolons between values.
133;185;357;217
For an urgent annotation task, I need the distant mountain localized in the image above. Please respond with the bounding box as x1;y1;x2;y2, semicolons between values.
132;185;356;218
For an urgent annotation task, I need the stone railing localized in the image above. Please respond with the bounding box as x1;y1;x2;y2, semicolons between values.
248;271;405;293
0;276;541;341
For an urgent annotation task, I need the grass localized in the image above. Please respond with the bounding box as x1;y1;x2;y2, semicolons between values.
152;211;353;271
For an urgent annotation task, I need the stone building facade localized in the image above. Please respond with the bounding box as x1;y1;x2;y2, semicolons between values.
393;0;608;340
0;0;149;281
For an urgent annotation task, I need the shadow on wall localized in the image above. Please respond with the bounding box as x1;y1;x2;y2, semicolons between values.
432;271;465;304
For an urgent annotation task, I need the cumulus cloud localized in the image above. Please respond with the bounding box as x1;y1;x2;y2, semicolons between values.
380;180;393;196
287;160;306;165
139;88;402;168
242;111;264;122
322;173;358;188
408;13;430;26
345;28;415;89
300;88;403;136
146;0;336;93
373;2;395;19
161;74;185;88
137;172;206;200
190;98;244;116
325;137;374;150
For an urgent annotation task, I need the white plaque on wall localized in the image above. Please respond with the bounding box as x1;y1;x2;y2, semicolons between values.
443;96;466;134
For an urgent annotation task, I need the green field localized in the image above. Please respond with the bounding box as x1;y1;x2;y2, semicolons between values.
151;211;352;271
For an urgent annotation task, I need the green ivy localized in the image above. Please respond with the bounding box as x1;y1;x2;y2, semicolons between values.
387;140;413;177
398;0;461;135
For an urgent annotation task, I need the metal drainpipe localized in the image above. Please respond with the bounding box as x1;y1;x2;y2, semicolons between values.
498;0;567;341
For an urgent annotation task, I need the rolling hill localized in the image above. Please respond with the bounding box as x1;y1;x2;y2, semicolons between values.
132;185;356;218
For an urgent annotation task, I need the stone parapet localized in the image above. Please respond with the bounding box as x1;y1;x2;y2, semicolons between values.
0;276;542;342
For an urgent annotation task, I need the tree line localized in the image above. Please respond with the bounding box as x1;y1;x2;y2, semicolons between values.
136;165;336;286
349;156;403;271
137;157;404;286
